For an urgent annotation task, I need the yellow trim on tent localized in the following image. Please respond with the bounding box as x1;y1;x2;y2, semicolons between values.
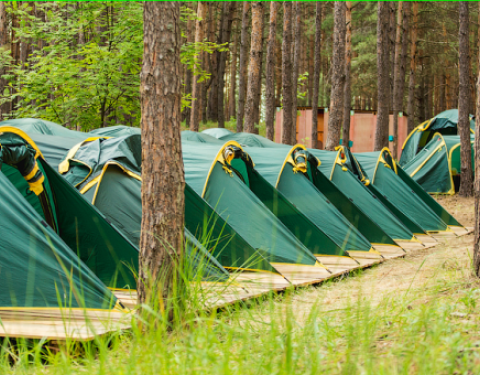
58;137;111;174
201;140;243;198
447;139;474;196
408;134;446;178
80;161;142;204
0;301;128;313
0;126;45;159
274;144;307;188
224;266;281;275
371;147;397;184
270;261;330;271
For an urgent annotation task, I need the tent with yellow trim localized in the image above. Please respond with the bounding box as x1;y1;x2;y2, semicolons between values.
227;145;389;259
399;109;475;166
0;126;141;290
403;134;474;195
57;134;275;276
354;148;466;235
0;130;124;312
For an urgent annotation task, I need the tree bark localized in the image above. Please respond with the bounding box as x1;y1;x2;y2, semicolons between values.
310;2;322;150
183;3;196;126
0;2;9;120
473;50;480;276
342;1;352;148
228;26;238;121
374;2;391;151
265;2;279;141
244;2;264;133
206;4;219;123
458;1;473;197
437;74;446;113
281;2;294;145
326;2;346;151
392;2;407;157
217;2;236;128
291;1;302;144
189;2;207;132
236;2;250;132
406;2;418;134
139;2;185;311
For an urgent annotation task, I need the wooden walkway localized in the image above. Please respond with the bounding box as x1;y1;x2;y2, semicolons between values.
0;227;473;341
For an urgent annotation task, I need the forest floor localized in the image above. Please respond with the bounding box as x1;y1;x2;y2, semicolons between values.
7;195;480;375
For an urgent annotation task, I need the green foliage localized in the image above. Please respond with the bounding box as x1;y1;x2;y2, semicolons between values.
3;2;227;130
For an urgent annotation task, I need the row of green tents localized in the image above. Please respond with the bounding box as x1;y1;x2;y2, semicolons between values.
400;109;475;194
0;118;469;314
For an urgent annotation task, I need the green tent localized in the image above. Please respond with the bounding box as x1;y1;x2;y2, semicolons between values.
399;109;475;166
243;146;388;258
354;148;457;235
0;139;120;311
58;134;274;276
0;126;140;290
219;132;287;148
89;125;141;138
403;133;475;195
308;147;419;245
0;118;88;140
182;140;324;270
202;127;233;139
182;130;224;144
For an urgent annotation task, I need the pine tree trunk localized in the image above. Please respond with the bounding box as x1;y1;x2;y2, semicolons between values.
291;2;302;144
265;2;279;141
281;2;294;145
342;1;352;147
0;2;9;120
310;2;322;149
458;1;473;197
207;4;219;123
190;1;207;132
252;15;264;134
326;2;346;151
275;34;282;107
139;2;185;311
189;2;207;132
183;3;196;126
217;2;235;128
389;3;396;108
406;2;418;134
236;2;250;132
308;19;315;106
244;2;264;133
228;27;238;121
392;2;405;157
374;1;391;151
473;53;480;276
437;74;446;113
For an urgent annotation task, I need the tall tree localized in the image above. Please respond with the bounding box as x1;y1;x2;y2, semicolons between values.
281;2;294;145
310;2;322;149
325;2;346;151
392;2;408;157
139;2;185;310
458;1;473;197
217;2;236;128
206;4;218;123
406;2;418;134
342;1;352;147
373;2;391;151
189;2;207;132
244;2;264;133
236;2;250;132
228;26;238;121
265;2;279;141
183;3;196;126
291;2;303;144
0;2;9;120
473;48;480;277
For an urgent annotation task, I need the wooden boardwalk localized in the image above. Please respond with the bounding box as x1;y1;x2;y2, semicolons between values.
0;227;473;341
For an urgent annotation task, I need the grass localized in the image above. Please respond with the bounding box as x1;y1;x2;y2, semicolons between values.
2;196;480;374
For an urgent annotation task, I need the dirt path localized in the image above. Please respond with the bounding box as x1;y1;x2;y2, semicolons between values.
272;195;476;321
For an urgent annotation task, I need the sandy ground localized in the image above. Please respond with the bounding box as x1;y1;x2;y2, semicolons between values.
285;195;477;318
